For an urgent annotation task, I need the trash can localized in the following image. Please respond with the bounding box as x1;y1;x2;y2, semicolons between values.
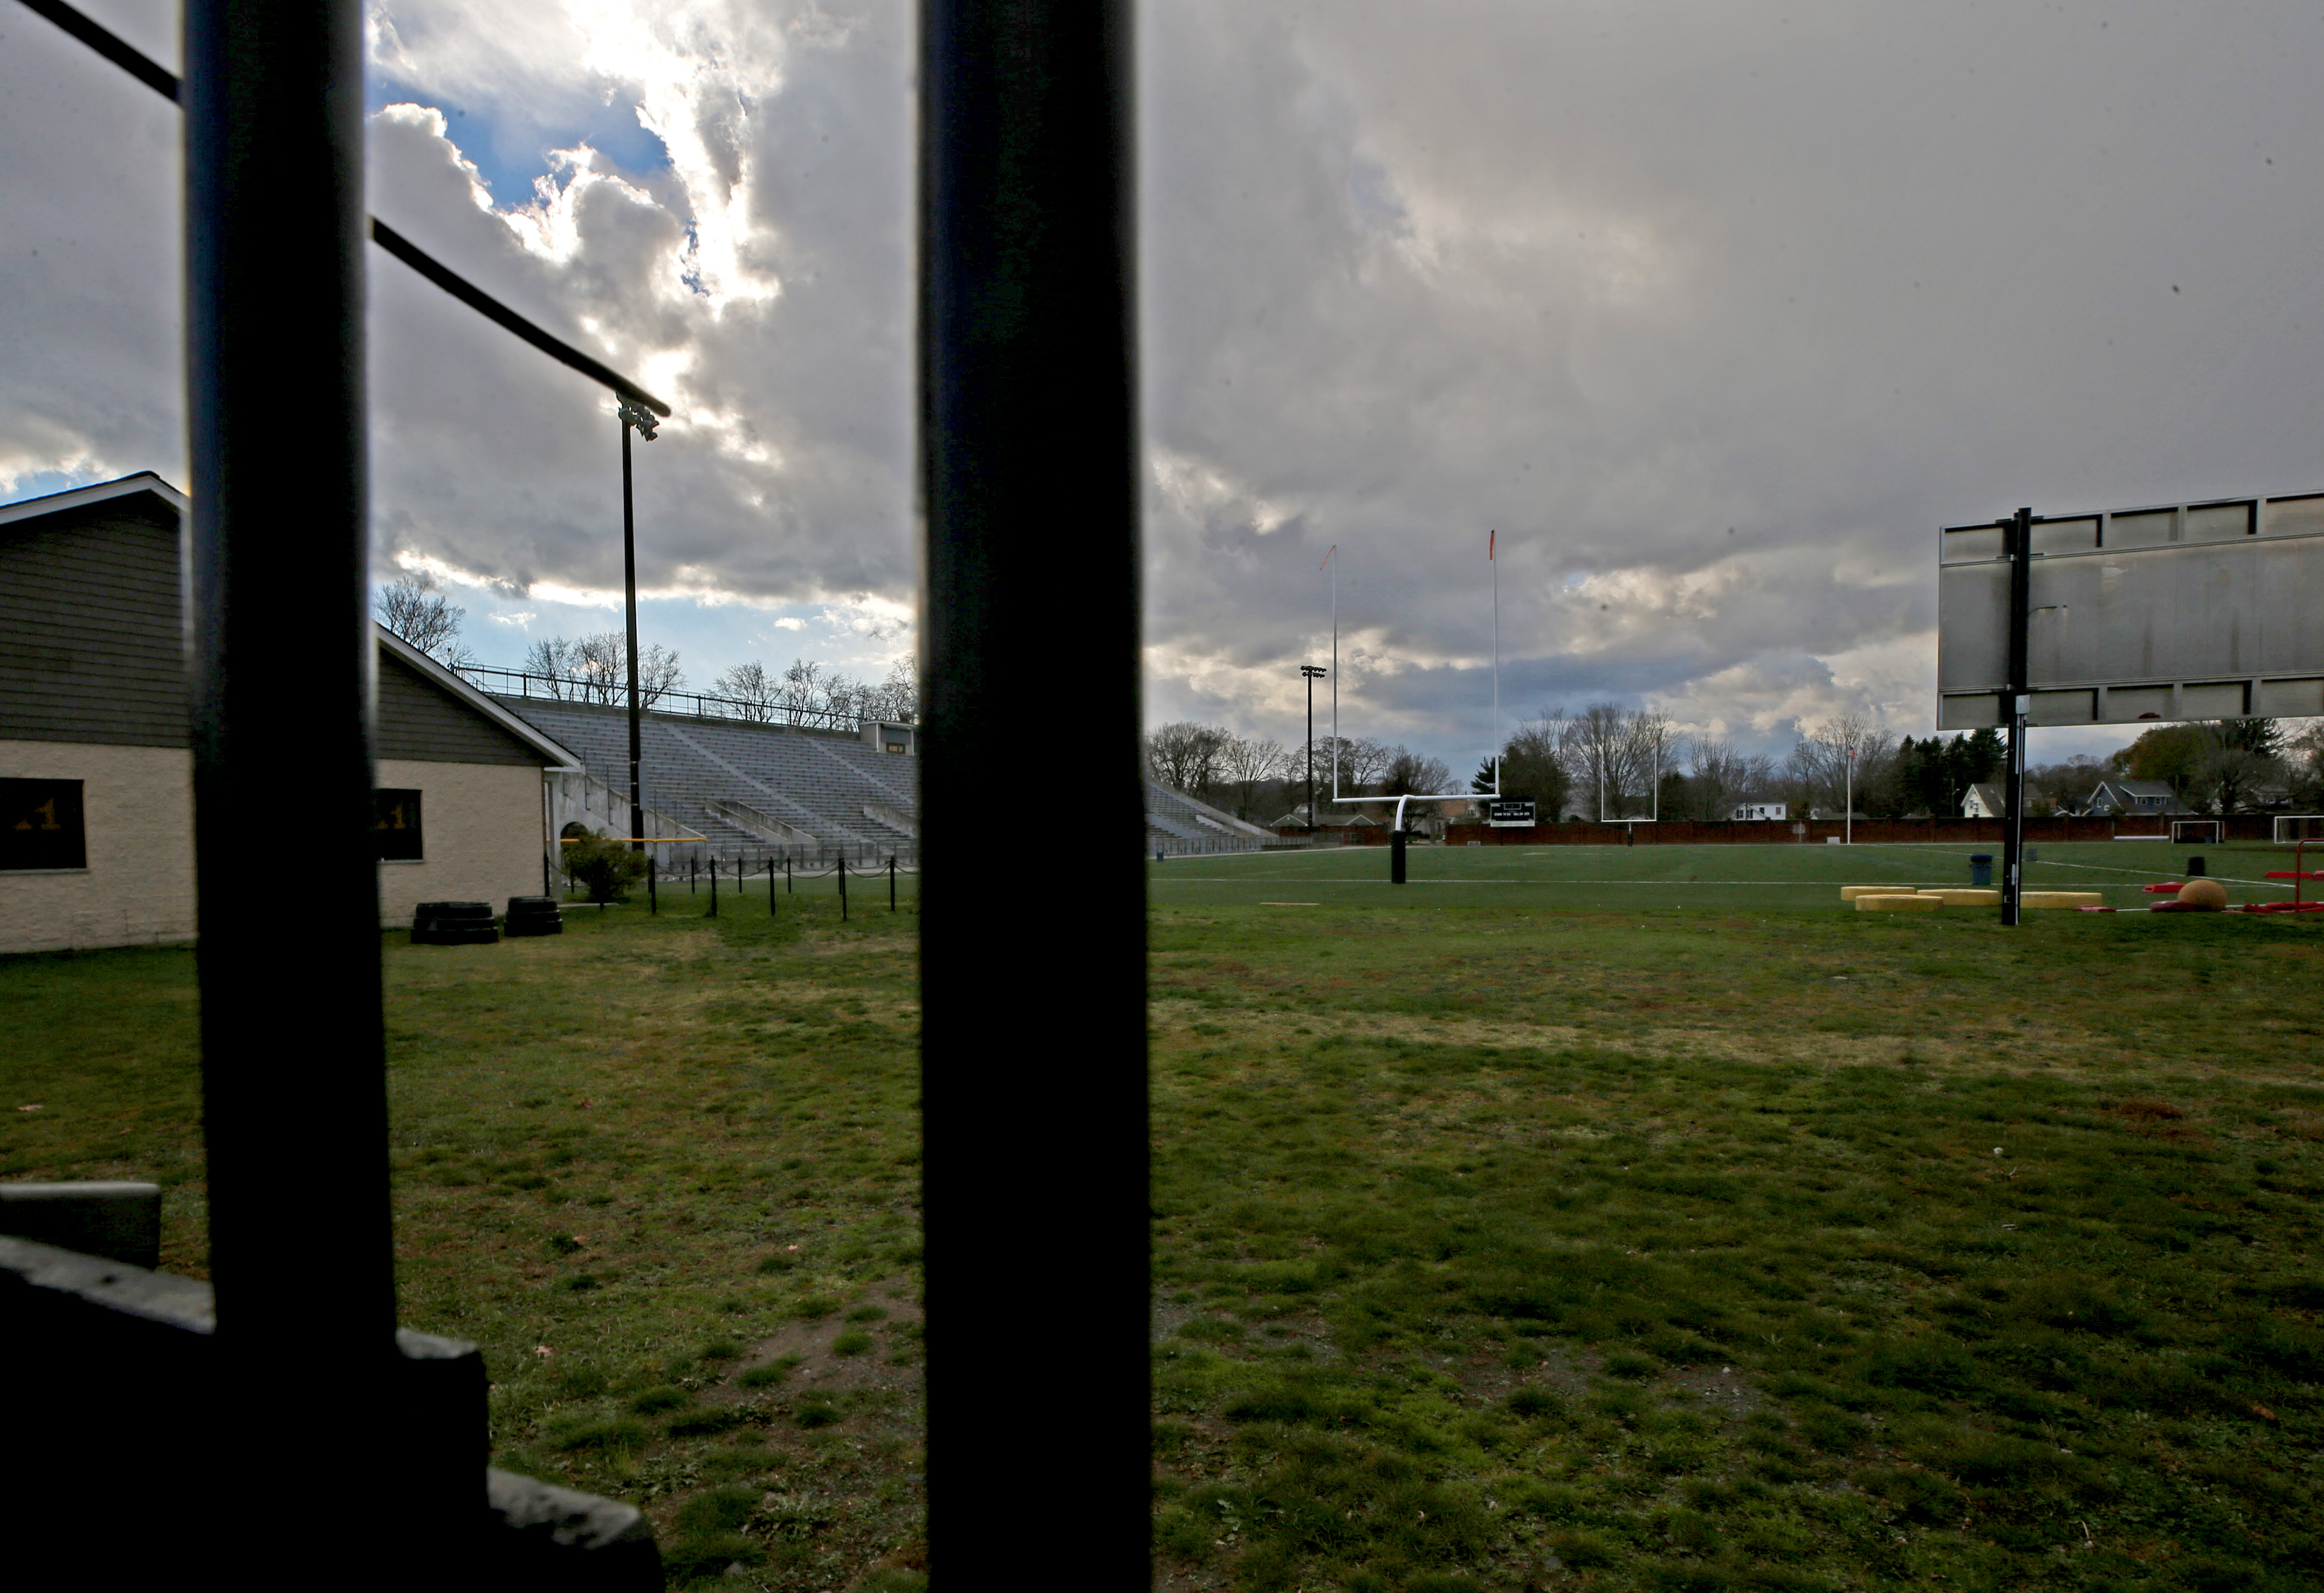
1969;854;1993;887
2187;855;2206;877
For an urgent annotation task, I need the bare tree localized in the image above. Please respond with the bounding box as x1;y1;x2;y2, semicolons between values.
1787;713;1894;817
1218;735;1288;815
1146;722;1231;794
521;636;575;694
709;655;912;726
1382;746;1452;796
375;576;474;668
1682;738;1775;821
524;633;683;706
1558;704;1666;819
1297;734;1390;793
636;645;684;707
866;655;920;722
714;661;781;722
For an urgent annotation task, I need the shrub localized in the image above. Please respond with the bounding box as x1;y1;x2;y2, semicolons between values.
562;828;647;904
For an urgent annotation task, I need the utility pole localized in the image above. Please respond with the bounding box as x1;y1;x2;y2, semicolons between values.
618;399;659;850
1301;665;1325;831
2001;506;2033;926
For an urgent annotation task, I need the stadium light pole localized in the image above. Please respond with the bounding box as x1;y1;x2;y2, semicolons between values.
619;400;659;851
1301;665;1326;830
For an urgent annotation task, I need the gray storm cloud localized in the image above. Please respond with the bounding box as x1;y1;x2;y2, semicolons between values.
3;2;2320;761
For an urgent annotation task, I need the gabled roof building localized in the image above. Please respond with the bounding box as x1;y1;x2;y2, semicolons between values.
2084;778;2191;817
0;473;579;953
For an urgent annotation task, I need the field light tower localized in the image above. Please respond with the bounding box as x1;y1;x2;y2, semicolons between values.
1301;665;1327;831
619;399;660;852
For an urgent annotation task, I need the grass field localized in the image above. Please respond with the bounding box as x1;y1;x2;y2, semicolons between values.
1152;838;2305;913
5;847;2323;1591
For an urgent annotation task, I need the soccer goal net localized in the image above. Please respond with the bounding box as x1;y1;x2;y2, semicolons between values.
2273;815;2324;845
2171;819;2225;845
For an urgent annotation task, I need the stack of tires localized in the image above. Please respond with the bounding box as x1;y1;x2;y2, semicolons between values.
503;896;564;938
411;901;499;945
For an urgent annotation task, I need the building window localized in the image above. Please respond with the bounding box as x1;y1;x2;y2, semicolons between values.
374;788;424;861
886;741;908;754
1;778;86;870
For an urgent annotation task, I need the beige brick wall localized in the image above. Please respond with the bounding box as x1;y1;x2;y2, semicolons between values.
0;740;196;954
0;743;548;950
375;759;549;926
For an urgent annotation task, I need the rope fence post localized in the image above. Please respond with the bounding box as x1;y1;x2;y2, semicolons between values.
709;856;718;918
769;856;777;916
837;854;848;921
890;854;897;912
648;855;657;916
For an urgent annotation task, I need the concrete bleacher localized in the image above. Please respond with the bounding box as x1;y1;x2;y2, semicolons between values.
1144;779;1272;857
501;693;1274;860
497;696;918;860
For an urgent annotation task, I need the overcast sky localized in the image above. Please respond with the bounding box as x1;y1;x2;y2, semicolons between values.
5;1;2321;771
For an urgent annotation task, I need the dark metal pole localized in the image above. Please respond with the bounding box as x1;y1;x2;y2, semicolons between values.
184;0;424;1542
921;0;1145;1580
2002;507;2032;927
1301;664;1324;832
890;854;897;912
648;854;657;915
836;853;847;921
769;856;777;915
708;856;717;917
622;416;645;855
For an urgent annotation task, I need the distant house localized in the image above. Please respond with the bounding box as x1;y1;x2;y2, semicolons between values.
1962;783;2006;819
1268;806;1382;837
2084;778;2189;818
1730;802;1785;821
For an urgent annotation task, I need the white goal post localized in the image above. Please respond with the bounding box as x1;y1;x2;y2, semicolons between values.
2171;819;2224;845
2274;815;2324;845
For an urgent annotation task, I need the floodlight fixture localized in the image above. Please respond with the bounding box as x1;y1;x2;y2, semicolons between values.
619;399;661;442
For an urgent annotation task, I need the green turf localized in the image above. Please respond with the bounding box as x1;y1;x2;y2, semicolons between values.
5;867;2321;1592
1150;839;2300;912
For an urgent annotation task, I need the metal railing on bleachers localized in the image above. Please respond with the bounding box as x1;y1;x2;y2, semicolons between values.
457;663;913;735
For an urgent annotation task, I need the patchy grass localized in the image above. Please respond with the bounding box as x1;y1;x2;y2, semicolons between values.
0;893;928;1592
7;872;2322;1591
1147;901;2324;1591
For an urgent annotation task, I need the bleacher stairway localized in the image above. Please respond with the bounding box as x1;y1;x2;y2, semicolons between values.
501;696;918;861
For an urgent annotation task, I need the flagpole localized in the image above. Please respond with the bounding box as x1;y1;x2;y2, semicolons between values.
1324;545;1338;800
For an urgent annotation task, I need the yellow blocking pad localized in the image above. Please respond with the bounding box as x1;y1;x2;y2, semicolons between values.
1857;893;1943;911
1840;886;1923;901
2021;890;2105;909
1918;889;2001;906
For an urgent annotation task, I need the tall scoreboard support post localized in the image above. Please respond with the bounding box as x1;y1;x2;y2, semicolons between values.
2003;507;2032;927
1940;486;2324;926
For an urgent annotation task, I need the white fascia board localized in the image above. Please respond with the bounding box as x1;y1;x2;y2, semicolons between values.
0;472;190;527
375;627;583;771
